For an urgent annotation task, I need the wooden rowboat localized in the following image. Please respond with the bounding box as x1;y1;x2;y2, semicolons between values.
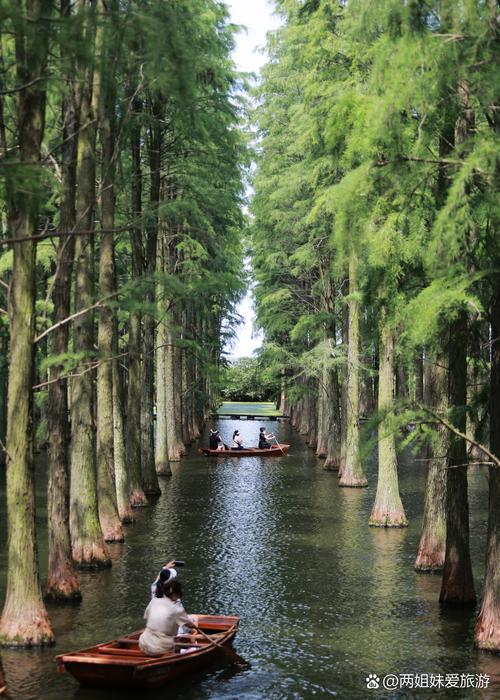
199;444;290;457
56;614;240;690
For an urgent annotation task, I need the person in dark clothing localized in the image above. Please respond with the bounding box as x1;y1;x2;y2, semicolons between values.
258;427;275;449
209;429;220;450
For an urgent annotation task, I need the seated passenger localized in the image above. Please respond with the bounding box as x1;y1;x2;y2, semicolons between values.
232;430;245;449
139;580;196;657
209;429;220;450
258;427;275;449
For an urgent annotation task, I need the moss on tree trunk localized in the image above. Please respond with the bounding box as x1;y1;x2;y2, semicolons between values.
0;0;54;644
96;1;125;541
339;253;367;487
69;4;110;567
369;319;407;527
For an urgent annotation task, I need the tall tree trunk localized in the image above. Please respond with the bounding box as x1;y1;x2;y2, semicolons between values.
338;303;348;477
46;0;81;600
154;225;171;476
96;0;124;541
324;352;341;470
415;354;448;572
140;106;162;496
0;329;8;463
339;253;367;487
439;80;476;605
69;1;110;567
165;246;184;462
369;317;407;526
0;0;54;645
475;278;500;648
316;362;328;458
439;315;476;604
112;332;135;522
475;35;500;644
126;95;147;506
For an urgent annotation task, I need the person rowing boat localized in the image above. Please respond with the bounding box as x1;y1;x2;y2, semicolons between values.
258;427;275;449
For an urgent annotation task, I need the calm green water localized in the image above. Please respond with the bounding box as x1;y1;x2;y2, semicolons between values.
1;419;500;700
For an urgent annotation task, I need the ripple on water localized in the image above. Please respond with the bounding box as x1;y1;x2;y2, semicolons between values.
1;424;500;699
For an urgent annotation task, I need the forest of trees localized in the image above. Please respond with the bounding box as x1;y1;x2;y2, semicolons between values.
251;0;500;651
0;0;245;645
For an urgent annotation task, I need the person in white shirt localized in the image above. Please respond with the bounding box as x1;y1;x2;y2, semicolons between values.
139;580;196;657
232;430;244;449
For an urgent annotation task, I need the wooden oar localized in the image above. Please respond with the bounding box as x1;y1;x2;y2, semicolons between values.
193;626;250;671
272;435;285;455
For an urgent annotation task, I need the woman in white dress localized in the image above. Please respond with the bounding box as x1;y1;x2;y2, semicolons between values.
139;580;196;656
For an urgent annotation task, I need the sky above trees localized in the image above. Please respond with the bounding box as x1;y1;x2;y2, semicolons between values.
226;0;281;359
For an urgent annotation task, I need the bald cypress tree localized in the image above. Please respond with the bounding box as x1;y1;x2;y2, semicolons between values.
0;0;54;646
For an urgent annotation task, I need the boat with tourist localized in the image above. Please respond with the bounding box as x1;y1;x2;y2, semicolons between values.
56;614;240;689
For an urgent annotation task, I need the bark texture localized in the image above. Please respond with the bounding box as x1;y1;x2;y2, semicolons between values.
339;254;367;487
69;2;110;567
46;0;81;601
415;355;448;572
0;0;54;645
475;278;500;648
369;321;407;526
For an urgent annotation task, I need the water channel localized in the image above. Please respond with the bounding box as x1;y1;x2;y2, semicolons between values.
1;418;500;699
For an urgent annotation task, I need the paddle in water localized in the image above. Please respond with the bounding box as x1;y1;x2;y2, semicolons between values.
193;625;251;671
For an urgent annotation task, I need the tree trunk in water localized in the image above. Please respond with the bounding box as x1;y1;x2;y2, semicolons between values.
439;315;476;604
166;309;185;461
440;80;476;604
339;253;367;487
415;348;424;405
70;4;110;567
46;0;81;599
415;354;448;572
369;319;407;526
338;304;348;477
475;277;500;649
140;108;162;496
306;382;317;449
0;330;8;464
154;227;171;476
174;330;186;455
324;331;341;470
126;95;147;507
112;342;135;522
316;364;328;458
96;1;125;541
155;317;171;475
0;0;54;645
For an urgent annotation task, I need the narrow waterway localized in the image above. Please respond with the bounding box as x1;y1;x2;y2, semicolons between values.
1;419;500;700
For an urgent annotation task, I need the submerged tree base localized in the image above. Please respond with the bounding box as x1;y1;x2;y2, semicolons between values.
475;609;500;652
119;507;136;524
415;534;445;572
129;489;148;508
439;574;476;606
0;606;55;647
72;541;112;569
100;518;125;543
155;461;171;476
369;506;408;527
142;481;162;497
339;475;368;487
323;460;340;471
45;566;81;603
